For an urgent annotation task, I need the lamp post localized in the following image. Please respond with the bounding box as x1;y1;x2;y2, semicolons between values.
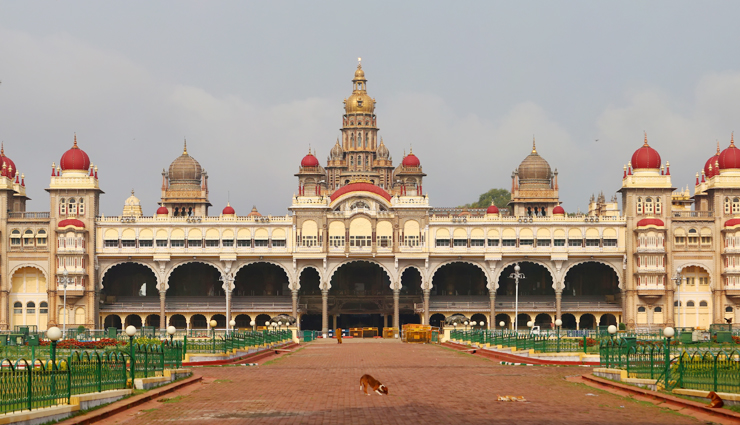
250;320;256;331
229;319;236;336
671;269;684;328
47;326;62;367
210;319;217;352
555;319;563;353
59;269;73;339
663;327;675;390
509;263;525;331
607;324;617;368
125;325;137;383
527;320;534;334
167;325;176;344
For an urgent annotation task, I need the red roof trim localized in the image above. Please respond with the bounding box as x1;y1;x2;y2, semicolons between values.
636;218;664;227
725;218;740;228
58;219;85;229
330;182;392;202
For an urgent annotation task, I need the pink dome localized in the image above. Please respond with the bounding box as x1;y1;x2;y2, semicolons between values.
156;206;169;215
58;219;85;228
636;218;665;228
301;152;320;167
553;205;565;215
402;152;420;167
486;205;499;214
330;182;392;201
222;203;235;215
60;135;91;171
719;135;740;170
630;134;661;169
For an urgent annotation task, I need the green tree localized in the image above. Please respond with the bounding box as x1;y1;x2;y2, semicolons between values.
460;188;511;209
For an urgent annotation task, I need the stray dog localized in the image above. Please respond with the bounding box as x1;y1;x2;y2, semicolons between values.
708;391;724;408
336;328;343;344
359;374;388;396
497;395;526;402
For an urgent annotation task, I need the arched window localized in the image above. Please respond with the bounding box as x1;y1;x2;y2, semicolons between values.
655;198;661;214
638;306;646;313
686;300;695;307
733;198;740;214
23;230;34;246
40;302;48;314
636;197;643;215
10;229;20;246
26;301;35;314
725;197;731;214
727;306;734;313
78;198;85;216
674;301;681;307
654;306;663;312
60;198;66;215
644;197;653;215
699;300;708;307
68;198;76;215
13;302;22;314
350;134;354;148
37;229;47;246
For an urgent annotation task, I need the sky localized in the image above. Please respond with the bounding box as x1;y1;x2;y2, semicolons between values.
1;1;740;216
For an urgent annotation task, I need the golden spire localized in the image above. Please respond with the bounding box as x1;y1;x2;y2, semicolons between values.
717;141;721;154
358;57;362;69
732;132;735;148
643;131;648;147
131;189;135;196
183;139;188;155
73;133;78;148
532;136;537;154
1;142;4;156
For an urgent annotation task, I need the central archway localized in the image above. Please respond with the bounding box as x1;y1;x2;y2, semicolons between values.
329;261;394;330
167;262;222;296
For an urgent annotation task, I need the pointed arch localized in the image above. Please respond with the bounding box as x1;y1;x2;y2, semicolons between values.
326;260;395;290
675;263;712;287
100;261;160;290
165;260;223;284
234;260;293;283
430;260;491;290
8;264;48;281
562;260;624;290
296;264;324;291
493;260;555;291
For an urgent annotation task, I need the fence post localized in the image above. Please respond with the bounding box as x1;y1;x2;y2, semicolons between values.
27;361;32;411
183;335;187;356
583;335;587;354
713;353;718;392
97;353;102;393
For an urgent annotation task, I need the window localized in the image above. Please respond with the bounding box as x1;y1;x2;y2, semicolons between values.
156;239;168;247
674;236;686;244
727;306;734;313
636;197;643;215
104;240;118;248
26;302;35;314
222;239;234;247
378;236;391;247
487;239;499;246
171;240;184;247
688;229;699;245
405;236;420;246
699;277;708;285
655;198;661;214
330;236;345;247
699;300;708;307
701;236;711;245
674;301;681;307
302;236;318;247
39;302;48;314
638;306;646;313
350;236;370;247
654;306;662;313
686;301;695;307
272;239;286;247
726;197;731;214
519;239;534;246
453;239;467;247
254;240;269;247
187;240;202;248
68;198;76;215
23;230;34;246
502;239;516;247
734;198;740;214
78;198;85;216
60;198;66;215
205;240;219;247
13;302;21;314
537;239;551;247
10;230;20;246
139;240;153;247
121;240;136;248
470;239;485;247
37;230;47;246
644;197;653;214
237;239;251;247
568;239;583;247
553;239;565;246
436;239;450;247
603;239;617;247
585;239;600;247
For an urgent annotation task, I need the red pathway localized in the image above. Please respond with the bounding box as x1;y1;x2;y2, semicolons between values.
93;339;700;425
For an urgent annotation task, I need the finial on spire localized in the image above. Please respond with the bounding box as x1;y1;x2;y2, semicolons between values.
643;131;648;147
73;133;78;148
357;57;362;69
732;132;735;147
183;139;188;155
131;189;135;196
532;136;537;154
1;142;4;156
717;140;721;154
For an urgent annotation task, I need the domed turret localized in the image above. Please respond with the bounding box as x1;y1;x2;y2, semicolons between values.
247;206;262;218
704;143;721;178
631;133;661;170
168;141;202;188
0;143;17;179
553;205;565;216
330;139;344;160
301;149;320;167
344;60;375;114
156;205;169;216
377;138;389;159
486;204;500;215
60;134;91;172
122;189;143;217
517;140;552;185
719;133;740;170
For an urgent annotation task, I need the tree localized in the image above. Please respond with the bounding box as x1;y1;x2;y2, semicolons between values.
460;188;511;209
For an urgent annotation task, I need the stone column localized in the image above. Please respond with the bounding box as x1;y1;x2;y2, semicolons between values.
489;291;496;329
225;288;232;331
159;289;166;330
555;290;562;322
393;288;400;333
321;289;329;337
0;290;9;330
291;289;299;327
423;289;430;325
664;287;675;327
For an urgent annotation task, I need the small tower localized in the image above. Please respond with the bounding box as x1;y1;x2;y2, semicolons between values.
122;190;143;217
160;140;211;217
508;139;560;217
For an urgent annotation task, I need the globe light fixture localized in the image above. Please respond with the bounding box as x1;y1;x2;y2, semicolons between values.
125;325;137;337
554;319;562;327
607;325;617;335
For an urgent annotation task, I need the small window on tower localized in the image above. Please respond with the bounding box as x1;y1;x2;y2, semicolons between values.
357;99;363;107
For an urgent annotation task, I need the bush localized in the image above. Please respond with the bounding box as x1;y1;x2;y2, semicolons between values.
77;325;86;333
618;323;626;331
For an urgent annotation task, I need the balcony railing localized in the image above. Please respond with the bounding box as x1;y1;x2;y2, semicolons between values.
8;212;50;219
672;211;713;218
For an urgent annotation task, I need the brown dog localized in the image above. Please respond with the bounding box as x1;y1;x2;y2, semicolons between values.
336;328;343;344
708;391;724;408
359;374;388;396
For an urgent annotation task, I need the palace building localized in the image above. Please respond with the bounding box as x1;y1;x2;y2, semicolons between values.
1;63;738;335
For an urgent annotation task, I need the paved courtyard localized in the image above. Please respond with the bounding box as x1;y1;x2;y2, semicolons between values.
95;339;701;425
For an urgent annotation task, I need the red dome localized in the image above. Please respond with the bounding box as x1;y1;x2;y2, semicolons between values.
631;135;661;169
719;136;740;170
60;135;91;171
330;182;392;201
222;204;235;215
402;152;420;167
301;152;319;167
486;204;499;214
0;144;17;177
156;206;169;215
553;205;565;215
58;219;85;228
725;218;740;228
704;153;720;177
636;218;664;227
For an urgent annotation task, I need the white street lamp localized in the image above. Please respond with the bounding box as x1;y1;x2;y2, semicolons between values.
509;263;525;331
672;269;684;328
59;269;73;339
607;325;617;335
499;321;505;329
250;320;256;331
167;325;176;343
555;319;563;327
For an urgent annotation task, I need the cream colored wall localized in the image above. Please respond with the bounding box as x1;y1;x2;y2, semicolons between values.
9;267;49;331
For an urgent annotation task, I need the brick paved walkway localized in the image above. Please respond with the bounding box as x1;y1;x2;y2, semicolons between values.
95;339;700;425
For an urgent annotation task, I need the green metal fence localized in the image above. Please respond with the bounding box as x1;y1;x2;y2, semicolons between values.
451;330;600;354
0;358;70;415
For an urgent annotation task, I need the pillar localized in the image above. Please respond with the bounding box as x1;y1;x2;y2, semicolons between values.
423;288;430;325
291;289;299;325
393;288;400;333
321;289;329;337
332;315;337;330
555;289;562;322
489;290;496;330
159;289;166;330
664;287;675;327
225;287;232;331
0;290;8;330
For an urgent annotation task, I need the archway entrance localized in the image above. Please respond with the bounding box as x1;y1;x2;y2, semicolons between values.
234;263;290;296
102;263;158;298
563;262;620;299
329;261;394;331
431;263;487;296
497;262;554;297
167;263;222;296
